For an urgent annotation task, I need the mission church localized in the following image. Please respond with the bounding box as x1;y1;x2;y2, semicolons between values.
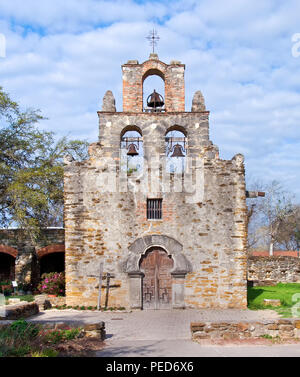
63;47;250;310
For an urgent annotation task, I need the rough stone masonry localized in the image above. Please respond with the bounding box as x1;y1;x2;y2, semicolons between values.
63;53;248;309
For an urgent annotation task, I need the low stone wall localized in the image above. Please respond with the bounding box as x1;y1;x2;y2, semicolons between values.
47;296;66;306
35;321;106;340
247;256;300;286
0;302;39;320
191;319;300;341
0;320;106;340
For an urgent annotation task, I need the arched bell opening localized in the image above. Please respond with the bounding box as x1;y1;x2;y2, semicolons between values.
139;247;174;310
165;128;187;173
120;126;144;175
143;69;165;112
0;252;15;282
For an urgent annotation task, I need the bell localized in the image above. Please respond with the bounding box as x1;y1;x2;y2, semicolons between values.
171;144;185;157
127;143;139;156
147;90;164;109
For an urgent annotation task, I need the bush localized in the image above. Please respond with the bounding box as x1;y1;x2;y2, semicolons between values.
41;328;81;344
38;272;65;296
0;320;41;357
3;288;13;296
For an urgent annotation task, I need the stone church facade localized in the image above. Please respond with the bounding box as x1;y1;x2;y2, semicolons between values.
63;53;248;309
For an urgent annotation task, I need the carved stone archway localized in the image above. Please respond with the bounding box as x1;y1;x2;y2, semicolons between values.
123;235;192;309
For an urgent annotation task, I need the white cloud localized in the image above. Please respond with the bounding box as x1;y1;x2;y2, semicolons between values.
0;0;299;200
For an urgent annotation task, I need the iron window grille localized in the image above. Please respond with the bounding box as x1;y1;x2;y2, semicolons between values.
147;199;162;220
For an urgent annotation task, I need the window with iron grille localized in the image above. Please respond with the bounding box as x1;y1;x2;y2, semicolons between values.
147;199;162;220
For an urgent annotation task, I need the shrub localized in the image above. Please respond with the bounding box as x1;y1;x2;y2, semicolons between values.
3;288;13;296
38;272;65;296
9;319;40;340
0;320;40;357
41;328;81;344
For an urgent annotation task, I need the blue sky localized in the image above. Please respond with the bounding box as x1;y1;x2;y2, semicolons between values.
0;0;299;201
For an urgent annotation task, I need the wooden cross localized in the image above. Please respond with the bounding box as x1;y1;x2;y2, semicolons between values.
88;262;104;310
88;264;119;310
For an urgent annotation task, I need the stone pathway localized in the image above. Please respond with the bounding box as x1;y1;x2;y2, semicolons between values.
30;308;279;341
96;340;300;357
28;308;300;357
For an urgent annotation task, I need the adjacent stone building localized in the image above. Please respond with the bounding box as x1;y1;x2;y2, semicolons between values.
0;228;65;287
64;53;248;309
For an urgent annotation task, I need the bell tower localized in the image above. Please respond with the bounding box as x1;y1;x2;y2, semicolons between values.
122;53;185;113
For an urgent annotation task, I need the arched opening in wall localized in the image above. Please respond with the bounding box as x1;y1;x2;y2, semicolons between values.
143;69;165;112
165;127;187;173
139;247;174;310
0;253;15;282
40;252;65;276
120;126;143;174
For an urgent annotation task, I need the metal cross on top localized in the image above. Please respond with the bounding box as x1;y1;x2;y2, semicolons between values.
146;29;160;54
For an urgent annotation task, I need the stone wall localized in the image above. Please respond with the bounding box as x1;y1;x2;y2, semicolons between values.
64;56;248;310
0;228;65;285
191;319;300;341
247;256;300;286
0;302;39;320
64;145;247;309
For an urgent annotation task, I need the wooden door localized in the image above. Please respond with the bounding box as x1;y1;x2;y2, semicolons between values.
140;248;174;309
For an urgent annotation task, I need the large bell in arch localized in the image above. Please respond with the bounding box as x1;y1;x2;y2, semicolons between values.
147;90;164;110
127;143;139;156
171;144;185;157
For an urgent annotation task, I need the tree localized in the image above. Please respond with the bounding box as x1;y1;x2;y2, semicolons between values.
247;179;296;255
275;205;300;253
0;86;88;241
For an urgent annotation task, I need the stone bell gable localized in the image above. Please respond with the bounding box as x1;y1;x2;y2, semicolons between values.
64;53;248;309
122;54;185;113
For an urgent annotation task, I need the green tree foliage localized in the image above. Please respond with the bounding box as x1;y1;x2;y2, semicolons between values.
0;86;88;240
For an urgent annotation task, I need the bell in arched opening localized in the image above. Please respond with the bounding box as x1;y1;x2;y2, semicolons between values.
147;90;164;111
171;144;185;157
127;143;139;156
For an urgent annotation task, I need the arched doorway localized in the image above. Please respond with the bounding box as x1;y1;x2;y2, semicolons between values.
40;252;65;275
124;235;192;310
140;247;174;310
36;244;65;277
0;253;15;281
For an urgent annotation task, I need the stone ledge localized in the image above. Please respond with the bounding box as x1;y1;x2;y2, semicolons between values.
0;302;39;320
191;320;300;342
30;320;106;340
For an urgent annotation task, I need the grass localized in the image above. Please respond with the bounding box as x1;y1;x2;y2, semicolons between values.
248;283;300;317
5;295;34;304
